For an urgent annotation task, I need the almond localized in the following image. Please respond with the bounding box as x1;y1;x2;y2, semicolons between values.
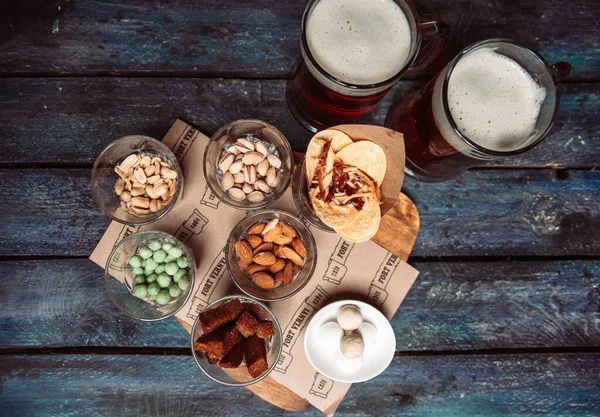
262;218;279;235
236;240;253;267
247;222;265;235
273;235;294;246
280;222;297;238
252;252;276;266
293;264;301;275
246;263;270;275
245;235;263;249
272;245;283;257
292;237;307;258
252;272;275;289
263;225;283;243
280;246;304;266
268;258;286;274
274;271;284;287
253;242;273;255
283;260;294;285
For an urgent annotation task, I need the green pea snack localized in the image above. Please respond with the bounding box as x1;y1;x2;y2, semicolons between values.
126;237;193;307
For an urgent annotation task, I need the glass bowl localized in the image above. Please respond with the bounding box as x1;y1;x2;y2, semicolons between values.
91;135;184;225
226;210;317;302
190;295;283;386
105;230;195;321
203;119;293;210
292;156;335;232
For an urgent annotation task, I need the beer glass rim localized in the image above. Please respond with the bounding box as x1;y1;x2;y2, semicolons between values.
440;38;561;157
300;0;423;91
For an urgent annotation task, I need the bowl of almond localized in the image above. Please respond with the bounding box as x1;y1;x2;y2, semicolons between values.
203;119;293;210
91;135;183;225
226;210;317;302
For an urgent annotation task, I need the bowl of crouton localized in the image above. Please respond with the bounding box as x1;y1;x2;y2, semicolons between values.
190;295;283;386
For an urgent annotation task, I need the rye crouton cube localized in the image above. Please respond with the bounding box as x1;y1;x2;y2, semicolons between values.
235;311;259;337
256;321;274;339
194;323;243;361
243;335;268;378
198;299;244;334
218;343;244;368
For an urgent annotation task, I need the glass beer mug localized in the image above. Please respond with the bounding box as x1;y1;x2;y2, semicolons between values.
385;38;571;182
286;0;448;132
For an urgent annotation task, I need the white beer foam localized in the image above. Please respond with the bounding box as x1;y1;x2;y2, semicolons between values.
306;0;411;85
447;47;547;151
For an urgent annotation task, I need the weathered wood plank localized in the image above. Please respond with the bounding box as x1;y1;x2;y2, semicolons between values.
1;259;598;350
0;78;598;167
0;0;598;79
0;353;599;416
0;169;597;257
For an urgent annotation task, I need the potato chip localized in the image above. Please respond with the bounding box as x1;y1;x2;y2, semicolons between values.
310;189;358;229
336;141;387;184
312;129;354;153
306;137;328;159
305;157;319;185
335;197;381;242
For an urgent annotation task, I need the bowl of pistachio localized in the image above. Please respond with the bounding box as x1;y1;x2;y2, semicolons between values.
105;230;195;321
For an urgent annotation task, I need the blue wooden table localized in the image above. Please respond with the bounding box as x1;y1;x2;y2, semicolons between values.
1;1;599;416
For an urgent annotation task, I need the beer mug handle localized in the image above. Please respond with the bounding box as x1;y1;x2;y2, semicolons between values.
551;62;571;81
406;21;450;75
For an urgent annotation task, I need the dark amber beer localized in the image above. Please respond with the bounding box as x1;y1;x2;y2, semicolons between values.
386;39;571;182
287;0;447;132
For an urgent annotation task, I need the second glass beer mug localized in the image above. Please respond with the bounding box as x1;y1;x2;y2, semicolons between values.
286;0;448;132
386;39;571;182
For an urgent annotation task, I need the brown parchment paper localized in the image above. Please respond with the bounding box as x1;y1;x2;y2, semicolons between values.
90;119;420;416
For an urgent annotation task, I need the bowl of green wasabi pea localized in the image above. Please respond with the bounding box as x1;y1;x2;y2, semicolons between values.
105;230;196;321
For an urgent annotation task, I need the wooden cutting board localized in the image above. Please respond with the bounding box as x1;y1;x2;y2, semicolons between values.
178;191;420;412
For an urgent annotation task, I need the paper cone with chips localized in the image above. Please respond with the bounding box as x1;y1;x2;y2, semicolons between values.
304;125;405;242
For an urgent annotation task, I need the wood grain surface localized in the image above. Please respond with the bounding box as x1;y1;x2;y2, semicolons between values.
1;0;599;413
0;78;597;167
1;169;597;257
0;0;598;80
1;259;598;351
1;353;599;417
